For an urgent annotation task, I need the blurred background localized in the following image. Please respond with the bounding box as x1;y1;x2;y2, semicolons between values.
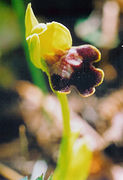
0;0;123;179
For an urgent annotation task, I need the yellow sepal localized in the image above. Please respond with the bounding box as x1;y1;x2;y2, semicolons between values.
25;3;38;38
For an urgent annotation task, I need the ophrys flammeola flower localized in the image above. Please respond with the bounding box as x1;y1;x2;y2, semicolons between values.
25;3;104;97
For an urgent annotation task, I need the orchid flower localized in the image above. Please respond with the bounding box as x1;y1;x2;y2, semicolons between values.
25;3;104;97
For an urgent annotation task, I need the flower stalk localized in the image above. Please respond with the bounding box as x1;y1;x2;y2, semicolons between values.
57;93;71;137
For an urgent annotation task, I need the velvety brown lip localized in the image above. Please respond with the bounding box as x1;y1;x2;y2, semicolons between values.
51;74;70;92
50;45;104;97
76;45;100;62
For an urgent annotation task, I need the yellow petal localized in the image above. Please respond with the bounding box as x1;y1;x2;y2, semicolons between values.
39;21;72;64
25;3;38;38
27;34;41;68
31;23;47;35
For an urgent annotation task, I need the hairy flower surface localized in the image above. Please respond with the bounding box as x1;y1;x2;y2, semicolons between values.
25;3;104;97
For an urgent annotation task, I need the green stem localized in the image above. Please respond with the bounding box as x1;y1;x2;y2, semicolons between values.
57;93;71;137
11;0;48;94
